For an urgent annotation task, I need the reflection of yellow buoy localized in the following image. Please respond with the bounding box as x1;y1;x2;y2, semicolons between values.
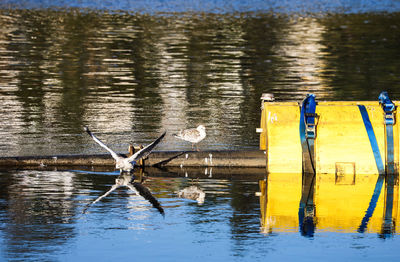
258;173;400;234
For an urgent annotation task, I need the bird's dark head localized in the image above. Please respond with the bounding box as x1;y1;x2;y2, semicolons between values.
84;126;93;136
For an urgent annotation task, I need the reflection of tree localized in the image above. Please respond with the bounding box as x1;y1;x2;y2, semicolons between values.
0;171;76;261
239;14;288;146
320;14;400;99
56;11;100;133
180;14;288;149
241;15;287;91
4;9;400;156
229;180;260;256
127;15;164;132
0;9;311;155
10;10;51;131
1;10;104;154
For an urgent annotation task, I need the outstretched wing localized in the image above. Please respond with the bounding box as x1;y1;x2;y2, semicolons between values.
127;131;166;163
132;182;164;216
84;126;120;161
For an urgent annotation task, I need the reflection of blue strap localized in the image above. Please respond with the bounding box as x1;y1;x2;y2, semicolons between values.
357;104;385;233
67;170;120;175
357;105;385;175
379;91;395;175
299;94;317;174
358;172;385;233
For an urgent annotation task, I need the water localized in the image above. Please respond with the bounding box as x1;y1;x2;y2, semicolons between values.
1;1;400;261
0;169;263;261
0;169;399;261
2;8;400;156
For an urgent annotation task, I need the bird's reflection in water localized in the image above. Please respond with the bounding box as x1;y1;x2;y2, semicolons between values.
83;170;164;216
177;184;206;205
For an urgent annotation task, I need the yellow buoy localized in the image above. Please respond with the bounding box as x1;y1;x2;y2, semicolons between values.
258;97;399;175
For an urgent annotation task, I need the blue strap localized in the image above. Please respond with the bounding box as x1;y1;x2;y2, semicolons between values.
357;104;386;233
299;94;317;174
357;105;385;175
379;91;396;121
300;94;317;139
385;125;395;175
379;91;396;175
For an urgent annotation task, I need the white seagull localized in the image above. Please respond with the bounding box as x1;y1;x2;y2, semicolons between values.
173;125;206;151
84;126;166;173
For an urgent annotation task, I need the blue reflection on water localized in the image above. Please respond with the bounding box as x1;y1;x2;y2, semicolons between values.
68;170;120;175
2;0;400;13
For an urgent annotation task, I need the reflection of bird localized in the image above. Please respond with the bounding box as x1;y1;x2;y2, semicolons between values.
84;126;165;173
173;125;206;151
82;173;164;216
178;185;205;205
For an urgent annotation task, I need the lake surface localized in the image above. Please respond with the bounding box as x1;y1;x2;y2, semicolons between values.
2;4;400;156
0;168;399;261
1;1;400;261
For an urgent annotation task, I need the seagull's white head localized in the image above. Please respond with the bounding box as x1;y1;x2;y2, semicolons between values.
197;125;206;132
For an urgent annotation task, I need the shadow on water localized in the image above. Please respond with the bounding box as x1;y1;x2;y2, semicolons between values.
259;172;400;238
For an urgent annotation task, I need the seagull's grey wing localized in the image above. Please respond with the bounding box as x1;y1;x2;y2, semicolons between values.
132;182;164;216
184;129;200;140
85;126;120;160
82;184;119;214
174;128;199;141
127;131;166;162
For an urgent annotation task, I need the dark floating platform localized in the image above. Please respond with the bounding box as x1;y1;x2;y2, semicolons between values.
0;150;266;168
